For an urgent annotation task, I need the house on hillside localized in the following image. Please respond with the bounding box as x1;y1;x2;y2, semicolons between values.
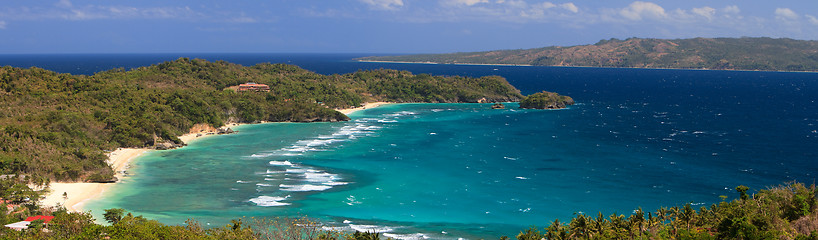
237;82;270;92
3;215;54;231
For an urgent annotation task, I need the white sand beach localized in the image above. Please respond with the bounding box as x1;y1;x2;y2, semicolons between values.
41;104;390;212
338;102;392;115
40;126;232;212
41;148;147;212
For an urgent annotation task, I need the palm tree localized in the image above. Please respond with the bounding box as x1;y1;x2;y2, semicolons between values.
681;203;695;231
629;207;645;238
609;214;628;238
592;212;608;238
668;206;680;237
546;219;568;240
656;207;668;224
646;212;657;235
570;213;590;239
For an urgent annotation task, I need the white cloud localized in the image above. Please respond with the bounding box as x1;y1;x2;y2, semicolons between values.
560;3;578;13
723;5;740;15
775;8;799;21
0;21;6;29
445;0;489;6
57;6;197;20
56;0;73;8
807;15;818;25
620;1;666;21
691;6;715;21
360;0;404;10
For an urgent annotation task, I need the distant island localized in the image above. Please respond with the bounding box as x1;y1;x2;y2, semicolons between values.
358;37;818;72
519;91;575;109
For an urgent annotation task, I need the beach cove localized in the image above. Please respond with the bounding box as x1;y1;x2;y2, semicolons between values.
40;103;390;213
18;54;818;239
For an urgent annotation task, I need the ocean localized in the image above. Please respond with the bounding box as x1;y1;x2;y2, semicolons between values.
3;54;817;239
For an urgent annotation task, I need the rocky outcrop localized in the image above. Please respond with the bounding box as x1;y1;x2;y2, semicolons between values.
155;141;186;150
519;91;575;109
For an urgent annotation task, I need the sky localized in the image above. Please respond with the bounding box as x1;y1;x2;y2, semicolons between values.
1;0;817;54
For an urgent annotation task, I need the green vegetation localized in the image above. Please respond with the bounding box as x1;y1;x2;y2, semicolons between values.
0;206;391;240
0;58;522;183
519;91;574;109
1;182;815;239
358;37;818;72
505;182;818;240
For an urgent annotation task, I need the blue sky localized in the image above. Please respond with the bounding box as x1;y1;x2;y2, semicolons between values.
1;0;817;54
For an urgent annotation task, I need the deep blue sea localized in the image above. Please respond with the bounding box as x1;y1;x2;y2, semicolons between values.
3;54;817;239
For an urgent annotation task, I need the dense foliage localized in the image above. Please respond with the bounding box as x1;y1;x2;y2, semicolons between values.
1;182;815;239
507;183;818;240
0;207;383;240
519;91;574;109
359;37;818;72
0;59;522;182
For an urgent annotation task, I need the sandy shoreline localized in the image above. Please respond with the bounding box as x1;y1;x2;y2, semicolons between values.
40;127;233;212
42;104;389;212
337;102;392;115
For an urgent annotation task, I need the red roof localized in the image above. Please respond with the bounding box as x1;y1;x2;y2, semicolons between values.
24;215;54;223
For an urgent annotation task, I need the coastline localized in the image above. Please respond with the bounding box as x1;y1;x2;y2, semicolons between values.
357;60;532;67
41;104;390;212
39;125;236;212
357;60;818;74
337;102;392;115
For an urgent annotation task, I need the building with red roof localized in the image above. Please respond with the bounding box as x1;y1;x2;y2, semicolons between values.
3;215;54;231
237;82;270;92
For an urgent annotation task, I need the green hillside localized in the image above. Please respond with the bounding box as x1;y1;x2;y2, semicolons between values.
0;58;523;183
359;37;818;72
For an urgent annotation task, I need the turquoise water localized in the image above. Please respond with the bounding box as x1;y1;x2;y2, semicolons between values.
85;99;817;239
17;54;813;239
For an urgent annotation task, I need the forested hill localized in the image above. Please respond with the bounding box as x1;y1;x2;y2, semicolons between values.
358;37;818;72
0;58;522;183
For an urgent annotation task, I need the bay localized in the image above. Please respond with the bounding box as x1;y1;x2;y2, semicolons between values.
5;54;815;239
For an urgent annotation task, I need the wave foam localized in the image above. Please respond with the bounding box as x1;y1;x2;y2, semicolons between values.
279;184;333;192
269;160;294;166
249;196;291;207
349;224;394;233
383;233;430;240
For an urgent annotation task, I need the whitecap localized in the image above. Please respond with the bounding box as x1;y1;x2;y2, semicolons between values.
515;176;529;180
323;182;349;186
279;184;333;191
249;196;291;207
249;153;275;158
236;180;251;183
256;183;273;187
304;172;339;182
269;160;294;166
286;168;319;173
349;224;394;233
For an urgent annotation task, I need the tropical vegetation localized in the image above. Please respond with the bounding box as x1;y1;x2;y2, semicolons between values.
507;182;818;240
519;91;574;109
1;181;815;239
0;58;522;183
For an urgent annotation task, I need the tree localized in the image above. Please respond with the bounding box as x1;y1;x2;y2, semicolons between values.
103;208;125;225
736;185;750;201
